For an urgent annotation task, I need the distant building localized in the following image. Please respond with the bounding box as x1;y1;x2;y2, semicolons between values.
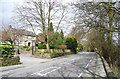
0;27;36;47
36;33;45;43
13;28;36;47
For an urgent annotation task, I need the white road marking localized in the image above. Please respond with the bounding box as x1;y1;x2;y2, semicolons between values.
78;73;83;77
72;59;75;61
61;62;70;65
32;52;95;77
85;58;93;68
31;67;61;76
31;57;79;76
78;57;94;77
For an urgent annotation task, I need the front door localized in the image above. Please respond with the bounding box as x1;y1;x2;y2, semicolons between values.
28;42;31;46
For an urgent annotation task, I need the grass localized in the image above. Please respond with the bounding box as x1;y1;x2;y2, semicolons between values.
112;66;120;79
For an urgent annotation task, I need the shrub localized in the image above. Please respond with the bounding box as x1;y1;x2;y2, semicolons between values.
21;46;31;51
58;45;67;49
38;43;58;49
49;45;57;49
0;56;21;66
23;46;29;48
0;44;14;58
35;49;71;58
25;48;31;51
77;44;83;52
65;36;78;54
50;52;71;58
43;50;49;53
38;44;46;49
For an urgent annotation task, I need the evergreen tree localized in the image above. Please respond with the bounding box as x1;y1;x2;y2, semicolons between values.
48;22;54;32
65;36;78;54
60;30;64;39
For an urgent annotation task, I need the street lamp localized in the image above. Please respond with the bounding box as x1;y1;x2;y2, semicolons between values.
17;36;20;54
32;40;35;55
18;40;20;54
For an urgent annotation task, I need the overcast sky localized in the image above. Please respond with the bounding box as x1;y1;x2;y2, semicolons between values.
0;0;119;27
0;0;119;34
0;0;75;35
0;0;24;26
0;0;74;27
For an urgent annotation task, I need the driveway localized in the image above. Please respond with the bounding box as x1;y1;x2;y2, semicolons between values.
19;55;50;66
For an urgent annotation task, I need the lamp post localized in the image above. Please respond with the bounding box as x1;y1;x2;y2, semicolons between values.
32;40;34;55
18;40;20;54
17;36;20;54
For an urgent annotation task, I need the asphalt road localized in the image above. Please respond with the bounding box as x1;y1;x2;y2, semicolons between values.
1;52;100;77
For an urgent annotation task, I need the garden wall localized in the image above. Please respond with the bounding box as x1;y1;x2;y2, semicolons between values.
34;49;71;58
0;56;21;66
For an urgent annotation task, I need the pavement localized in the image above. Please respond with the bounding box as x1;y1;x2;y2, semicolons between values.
0;52;112;78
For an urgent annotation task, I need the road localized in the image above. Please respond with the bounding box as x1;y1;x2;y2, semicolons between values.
1;52;105;77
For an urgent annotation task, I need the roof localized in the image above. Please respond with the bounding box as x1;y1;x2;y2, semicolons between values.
10;28;36;37
37;33;45;42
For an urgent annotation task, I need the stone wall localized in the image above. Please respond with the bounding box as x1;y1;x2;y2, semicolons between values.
35;49;72;58
0;56;21;66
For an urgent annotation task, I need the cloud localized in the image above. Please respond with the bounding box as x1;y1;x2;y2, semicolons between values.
0;0;24;25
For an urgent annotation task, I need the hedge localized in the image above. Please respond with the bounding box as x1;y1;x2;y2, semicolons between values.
0;56;21;66
0;44;14;58
37;44;58;49
21;46;31;51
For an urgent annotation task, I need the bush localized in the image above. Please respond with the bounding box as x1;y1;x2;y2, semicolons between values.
35;49;71;58
21;46;31;51
65;36;78;54
23;46;29;48
0;44;14;58
38;43;57;49
0;56;21;66
50;52;71;58
58;45;67;49
77;44;83;52
38;44;46;49
43;50;49;53
49;45;57;49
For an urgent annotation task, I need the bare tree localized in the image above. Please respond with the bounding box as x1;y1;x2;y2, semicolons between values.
1;25;20;48
72;0;120;78
15;0;68;50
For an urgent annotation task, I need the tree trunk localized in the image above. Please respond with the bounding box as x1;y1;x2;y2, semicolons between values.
45;35;50;50
98;51;109;79
46;42;49;50
34;40;37;52
10;41;14;49
108;4;113;45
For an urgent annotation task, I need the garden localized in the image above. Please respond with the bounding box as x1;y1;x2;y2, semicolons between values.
0;44;21;66
33;36;81;58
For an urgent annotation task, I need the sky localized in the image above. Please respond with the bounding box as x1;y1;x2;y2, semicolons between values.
0;0;74;28
0;0;24;26
0;0;119;26
0;0;119;34
0;0;75;35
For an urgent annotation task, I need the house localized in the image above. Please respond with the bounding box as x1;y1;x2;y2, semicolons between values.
36;33;45;43
13;28;36;47
15;29;36;47
1;26;36;47
36;31;55;44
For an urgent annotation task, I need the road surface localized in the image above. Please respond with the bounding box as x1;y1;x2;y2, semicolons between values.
1;52;105;77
